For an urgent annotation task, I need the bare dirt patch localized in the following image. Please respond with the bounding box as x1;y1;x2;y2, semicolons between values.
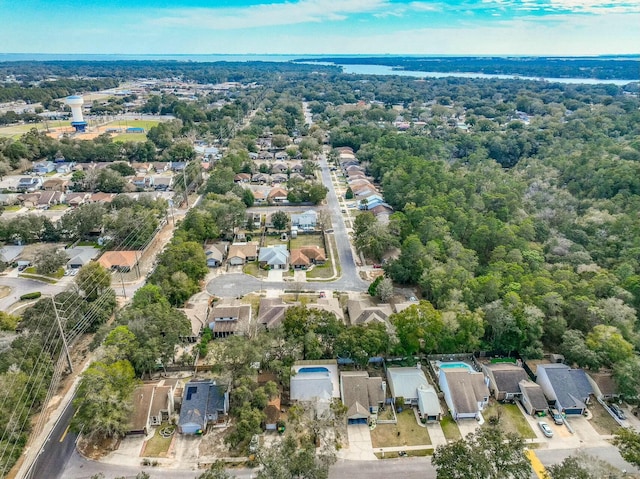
77;433;120;460
0;285;11;299
587;401;621;435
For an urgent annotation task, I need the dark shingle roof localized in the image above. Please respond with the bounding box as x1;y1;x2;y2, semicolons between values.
484;363;528;394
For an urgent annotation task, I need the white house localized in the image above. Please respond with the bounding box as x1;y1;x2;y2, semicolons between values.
291;210;318;231
439;368;490;420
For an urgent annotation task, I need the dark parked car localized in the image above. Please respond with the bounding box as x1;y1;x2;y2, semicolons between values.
609;403;626;420
548;407;563;425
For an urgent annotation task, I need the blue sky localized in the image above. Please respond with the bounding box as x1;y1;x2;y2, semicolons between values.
1;0;638;55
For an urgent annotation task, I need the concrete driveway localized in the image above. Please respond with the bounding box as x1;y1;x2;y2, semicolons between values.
339;424;377;461
456;418;481;438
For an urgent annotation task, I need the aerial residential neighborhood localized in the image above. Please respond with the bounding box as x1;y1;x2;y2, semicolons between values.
0;51;639;479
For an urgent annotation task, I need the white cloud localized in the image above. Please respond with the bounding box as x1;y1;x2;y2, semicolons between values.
149;0;391;30
547;0;640;13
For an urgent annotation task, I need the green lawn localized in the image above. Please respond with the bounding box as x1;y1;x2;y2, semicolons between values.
113;132;148;143
143;426;174;457
4;205;22;212
306;260;334;279
482;401;535;439
0;121;67;138
290;234;324;249
370;408;432;448
440;415;462;441
243;261;267;278
23;266;65;279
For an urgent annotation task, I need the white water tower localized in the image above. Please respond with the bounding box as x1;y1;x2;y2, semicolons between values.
65;95;87;132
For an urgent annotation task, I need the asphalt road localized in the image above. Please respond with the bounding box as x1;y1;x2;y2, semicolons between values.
25;400;77;479
0;277;65;311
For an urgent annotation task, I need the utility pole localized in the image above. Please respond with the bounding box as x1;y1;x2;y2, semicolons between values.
51;298;73;373
183;160;189;208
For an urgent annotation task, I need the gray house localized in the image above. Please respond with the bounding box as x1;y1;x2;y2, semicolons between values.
482;363;528;402
178;380;229;435
536;364;593;415
340;371;386;425
518;380;549;416
65;246;100;269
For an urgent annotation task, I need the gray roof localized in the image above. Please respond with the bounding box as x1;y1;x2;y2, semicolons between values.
178;380;226;430
291;371;333;402
387;367;428;401
258;245;289;266
417;384;441;417
65;246;100;267
258;297;291;328
483;363;528;395
538;364;593;409
0;245;24;263
518;380;548;410
442;369;490;415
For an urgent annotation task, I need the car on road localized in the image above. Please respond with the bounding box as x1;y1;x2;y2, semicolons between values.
609;403;626;420
538;421;553;438
341;209;346;213
372;264;382;269
319;291;326;298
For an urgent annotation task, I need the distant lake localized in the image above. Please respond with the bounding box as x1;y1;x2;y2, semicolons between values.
0;53;635;85
311;62;637;86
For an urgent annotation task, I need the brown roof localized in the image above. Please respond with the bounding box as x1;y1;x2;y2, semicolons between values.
443;369;490;415
265;396;281;424
290;246;326;267
258;297;290;328
268;187;288;199
98;250;138;269
589;371;618;397
129;384;155;432
228;242;258;260
90;192;116;203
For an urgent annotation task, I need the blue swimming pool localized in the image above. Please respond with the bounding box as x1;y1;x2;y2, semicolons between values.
298;367;329;373
438;362;473;371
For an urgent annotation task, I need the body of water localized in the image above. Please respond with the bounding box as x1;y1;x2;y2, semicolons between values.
0;53;636;85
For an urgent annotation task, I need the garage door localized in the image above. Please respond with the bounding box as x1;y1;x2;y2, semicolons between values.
564;408;582;415
348;418;368;425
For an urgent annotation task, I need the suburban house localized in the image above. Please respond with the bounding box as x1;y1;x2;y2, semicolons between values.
42;178;70;192
18;193;41;208
268;187;288;203
257;297;292;329
291;210;318;231
234;173;251;183
536;364;593;415
98;250;139;272
271;173;288;184
252;189;267;205
32;161;56;174
275;151;289;161
439;368;490;420
131;162;152;174
88;192;116;204
36;191;63;208
0;245;24;264
518;380;549;416
271;163;288;174
55;162;74;174
264;395;281;431
340;371;386;425
65;246;100;269
128;381;178;435
482;363;528;402
290;360;340;416
417;384;443;422
347;299;392;326
205;242;229;268
386;366;430;408
588;371;619;400
258;245;289;270
17;177;42;192
265;212;288;230
171;162;186;172
178;379;229;435
153;162;170;173
153;176;173;191
290;246;326;270
252;173;271;185
65;192;90;207
227;242;259;266
290;163;304;174
207;303;252;338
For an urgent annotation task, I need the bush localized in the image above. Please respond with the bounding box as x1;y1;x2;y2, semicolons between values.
20;292;42;300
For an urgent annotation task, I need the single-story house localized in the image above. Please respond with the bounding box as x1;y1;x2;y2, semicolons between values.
275;151;289;161
417;384;442;422
268;187;288;203
128;381;177;435
258;245;289;270
482;363;528;402
153;162;170;173
518;380;549;416
18;193;41;208
271;173;288;184
347;299;392;326
536;364;593;415
264;396;281;431
88;192;116;204
271;163;288;174
290;163;304;174
55;162;74;174
65;192;90;207
291;210;317;231
37;191;63;208
439;368;490;420
0;245;24;264
252;189;267;204
153;176;173;191
131;162;152;174
207;303;252;338
42;178;70;192
227;242;259;266
205;242;229;268
308;297;345;322
234;173;251;183
386;366;429;407
290;246;327;269
171;162;186;172
257;297;291;329
65;246;100;269
178;380;229;435
131;176;153;188
98;250;139;272
340;371;386;425
588;371;619;400
32;161;55;174
252;173;271;185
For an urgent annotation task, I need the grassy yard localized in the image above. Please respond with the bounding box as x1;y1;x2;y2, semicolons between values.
49;204;69;211
482;401;535;439
243;261;267;278
113;132;148;143
0;121;67;138
289;234;324;249
23;266;65;279
370;408;431;448
306;260;334;279
440;415;462;441
143;426;174;457
375;449;432;459
587;401;621;435
3;205;22;212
